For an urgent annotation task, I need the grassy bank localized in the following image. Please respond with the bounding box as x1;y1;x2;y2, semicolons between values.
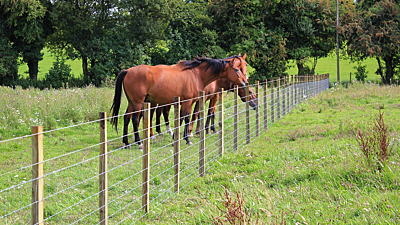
1;83;398;224
139;82;400;224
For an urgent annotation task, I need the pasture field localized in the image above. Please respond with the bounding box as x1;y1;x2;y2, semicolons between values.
0;81;399;224
139;82;400;224
18;49;380;84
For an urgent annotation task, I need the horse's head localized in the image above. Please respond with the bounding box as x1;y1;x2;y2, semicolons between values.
238;86;257;110
223;54;248;89
226;79;258;110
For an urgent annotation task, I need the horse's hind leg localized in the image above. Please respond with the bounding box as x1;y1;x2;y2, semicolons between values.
208;97;218;134
123;105;133;148
181;103;193;145
127;103;143;149
163;105;173;136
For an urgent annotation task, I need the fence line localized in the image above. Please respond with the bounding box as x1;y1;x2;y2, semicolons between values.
0;74;330;224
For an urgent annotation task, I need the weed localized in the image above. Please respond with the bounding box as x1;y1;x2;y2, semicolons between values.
212;186;260;225
352;111;392;171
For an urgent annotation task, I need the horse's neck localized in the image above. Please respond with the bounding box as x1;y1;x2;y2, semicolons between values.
197;68;221;89
216;78;231;90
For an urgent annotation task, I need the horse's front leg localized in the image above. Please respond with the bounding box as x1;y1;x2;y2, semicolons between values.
190;102;200;137
149;102;157;140
155;106;163;134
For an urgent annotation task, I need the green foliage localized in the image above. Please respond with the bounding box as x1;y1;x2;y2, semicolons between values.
43;57;73;89
0;32;19;85
340;0;400;84
1;0;52;81
354;64;368;82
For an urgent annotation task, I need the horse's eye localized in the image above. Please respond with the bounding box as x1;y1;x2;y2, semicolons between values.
235;68;240;72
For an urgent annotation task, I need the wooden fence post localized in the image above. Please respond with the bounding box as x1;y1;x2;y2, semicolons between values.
295;75;298;105
142;103;150;213
277;77;281;119
270;78;275;124
173;97;180;193
99;112;108;225
286;76;289;114
32;126;44;225
282;76;286;117
245;83;250;144
234;86;239;151
199;91;206;177
291;75;294;110
218;88;224;157
255;81;260;137
263;80;268;130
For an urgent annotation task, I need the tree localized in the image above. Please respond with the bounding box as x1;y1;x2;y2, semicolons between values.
0;26;18;85
160;0;224;65
49;0;179;85
209;0;288;81
266;0;336;75
340;0;400;84
0;0;52;81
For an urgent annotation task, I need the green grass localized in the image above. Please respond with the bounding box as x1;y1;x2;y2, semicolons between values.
18;50;381;84
286;54;380;83
18;48;82;80
138;82;400;224
1;81;399;224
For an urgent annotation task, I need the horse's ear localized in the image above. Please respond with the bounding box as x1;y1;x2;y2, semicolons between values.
243;53;247;59
229;58;236;67
238;53;242;56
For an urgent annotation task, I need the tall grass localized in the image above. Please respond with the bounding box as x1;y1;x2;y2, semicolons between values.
0;85;117;140
0;82;398;224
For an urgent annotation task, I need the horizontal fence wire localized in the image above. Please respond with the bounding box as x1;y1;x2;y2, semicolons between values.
0;74;330;224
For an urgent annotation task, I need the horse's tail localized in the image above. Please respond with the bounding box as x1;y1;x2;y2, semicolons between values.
110;70;128;133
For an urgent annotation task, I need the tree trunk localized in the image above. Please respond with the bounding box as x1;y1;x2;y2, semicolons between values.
82;56;89;84
27;59;39;81
311;57;318;75
296;60;305;75
383;56;393;84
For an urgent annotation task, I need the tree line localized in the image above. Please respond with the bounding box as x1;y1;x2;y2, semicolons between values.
1;0;399;88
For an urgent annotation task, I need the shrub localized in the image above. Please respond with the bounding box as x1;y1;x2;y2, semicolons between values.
43;57;73;89
354;64;368;82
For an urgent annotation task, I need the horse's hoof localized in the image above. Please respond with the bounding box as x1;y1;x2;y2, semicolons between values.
151;136;156;140
212;129;218;134
124;144;132;149
189;133;194;137
139;144;143;149
169;131;174;136
186;141;193;145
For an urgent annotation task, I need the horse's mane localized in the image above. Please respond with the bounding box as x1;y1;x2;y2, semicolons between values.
179;56;228;75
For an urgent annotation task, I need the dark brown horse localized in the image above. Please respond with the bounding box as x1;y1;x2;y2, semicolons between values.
189;79;257;136
110;56;248;148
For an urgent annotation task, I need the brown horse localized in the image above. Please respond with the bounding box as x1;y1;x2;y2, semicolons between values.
153;79;257;137
110;55;248;148
144;54;250;138
188;79;257;136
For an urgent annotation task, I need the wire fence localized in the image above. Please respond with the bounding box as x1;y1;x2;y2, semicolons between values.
0;74;330;224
